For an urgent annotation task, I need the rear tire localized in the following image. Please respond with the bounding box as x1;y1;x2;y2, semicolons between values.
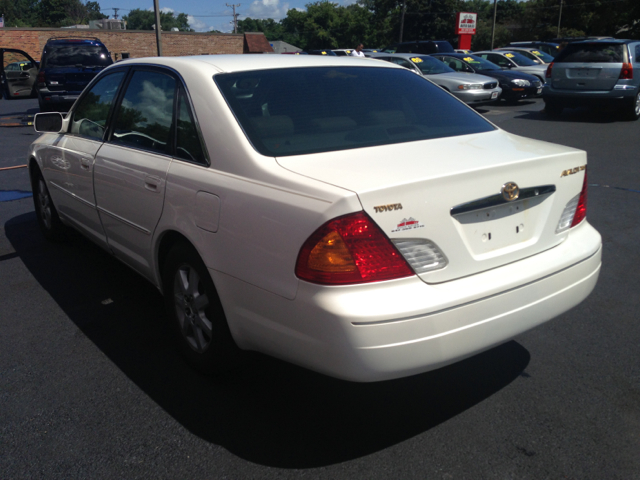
162;242;243;375
32;167;69;242
38;98;49;113
624;92;640;121
544;100;563;117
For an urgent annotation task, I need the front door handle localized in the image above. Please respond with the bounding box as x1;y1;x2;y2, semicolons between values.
80;157;92;171
145;175;162;192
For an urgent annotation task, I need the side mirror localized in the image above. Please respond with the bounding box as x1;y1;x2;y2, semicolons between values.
34;112;64;133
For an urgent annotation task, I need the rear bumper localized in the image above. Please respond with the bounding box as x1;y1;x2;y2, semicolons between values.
215;221;601;382
543;84;637;106
37;87;80;104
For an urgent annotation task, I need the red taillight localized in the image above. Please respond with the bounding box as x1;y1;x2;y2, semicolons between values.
295;211;414;285
571;169;588;228
545;62;553;79
620;62;633;80
37;71;46;85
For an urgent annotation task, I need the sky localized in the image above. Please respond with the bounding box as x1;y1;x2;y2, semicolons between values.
97;0;356;33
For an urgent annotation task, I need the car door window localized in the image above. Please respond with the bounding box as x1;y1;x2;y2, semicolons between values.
390;58;413;70
111;70;176;155
175;89;207;165
444;57;467;72
3;51;37;72
70;71;126;140
487;54;510;67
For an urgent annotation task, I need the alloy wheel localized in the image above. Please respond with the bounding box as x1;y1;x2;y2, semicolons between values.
172;263;213;353
37;178;52;230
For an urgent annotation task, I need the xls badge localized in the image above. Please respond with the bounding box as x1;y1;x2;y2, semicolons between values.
560;165;586;177
501;182;519;201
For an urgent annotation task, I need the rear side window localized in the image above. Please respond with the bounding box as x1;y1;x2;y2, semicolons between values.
556;43;626;63
111;70;176;155
43;45;113;68
216;66;494;157
175;89;207;164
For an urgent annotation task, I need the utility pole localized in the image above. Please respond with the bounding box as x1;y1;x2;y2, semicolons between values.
399;0;407;43
557;0;563;38
226;3;240;34
112;7;120;19
490;0;498;50
153;0;163;56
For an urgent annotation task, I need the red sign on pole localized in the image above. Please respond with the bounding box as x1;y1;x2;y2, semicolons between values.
455;12;477;35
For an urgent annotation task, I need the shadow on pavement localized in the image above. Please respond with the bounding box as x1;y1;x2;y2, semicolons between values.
6;212;531;468
513;105;626;124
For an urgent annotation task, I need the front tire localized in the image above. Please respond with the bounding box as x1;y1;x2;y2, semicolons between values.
32;167;69;241
163;243;242;375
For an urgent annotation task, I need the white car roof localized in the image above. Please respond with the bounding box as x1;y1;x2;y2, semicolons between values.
117;54;396;74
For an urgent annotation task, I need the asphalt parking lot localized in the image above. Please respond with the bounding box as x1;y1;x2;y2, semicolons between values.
1;97;639;478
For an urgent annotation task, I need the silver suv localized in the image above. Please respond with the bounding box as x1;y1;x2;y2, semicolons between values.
542;39;640;120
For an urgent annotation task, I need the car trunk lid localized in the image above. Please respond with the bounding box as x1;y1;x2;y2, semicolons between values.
277;129;587;284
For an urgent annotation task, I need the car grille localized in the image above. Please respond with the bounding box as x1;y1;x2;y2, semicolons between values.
484;82;498;89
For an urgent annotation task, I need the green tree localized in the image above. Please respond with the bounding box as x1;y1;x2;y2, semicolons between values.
237;18;284;39
33;0;107;27
0;0;39;26
279;1;376;49
123;8;192;31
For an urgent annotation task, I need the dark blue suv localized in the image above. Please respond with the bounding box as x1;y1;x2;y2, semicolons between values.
36;37;113;112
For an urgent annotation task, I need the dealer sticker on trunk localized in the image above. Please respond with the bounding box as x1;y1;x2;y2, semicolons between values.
391;217;425;232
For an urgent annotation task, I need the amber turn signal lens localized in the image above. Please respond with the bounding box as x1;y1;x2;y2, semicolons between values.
307;231;357;273
296;211;414;285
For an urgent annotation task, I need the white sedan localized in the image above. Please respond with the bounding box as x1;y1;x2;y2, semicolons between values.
29;55;601;382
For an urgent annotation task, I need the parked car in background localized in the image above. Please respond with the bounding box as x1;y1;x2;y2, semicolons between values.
506;41;561;58
0;48;39;100
332;49;353;56
542;39;640;120
431;52;543;103
370;53;502;105
36;37;113;112
473;51;548;83
496;47;555;64
29;54;601;382
383;40;455;55
305;49;338;56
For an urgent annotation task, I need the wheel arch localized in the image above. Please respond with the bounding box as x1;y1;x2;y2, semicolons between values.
28;156;42;186
155;229;196;293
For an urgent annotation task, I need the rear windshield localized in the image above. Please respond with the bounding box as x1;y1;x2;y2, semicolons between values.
44;45;113;68
555;43;626;63
215;66;495;157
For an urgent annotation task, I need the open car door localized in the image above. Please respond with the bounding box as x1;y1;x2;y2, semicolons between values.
1;48;38;99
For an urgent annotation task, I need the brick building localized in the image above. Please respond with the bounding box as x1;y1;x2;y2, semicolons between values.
0;28;273;61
